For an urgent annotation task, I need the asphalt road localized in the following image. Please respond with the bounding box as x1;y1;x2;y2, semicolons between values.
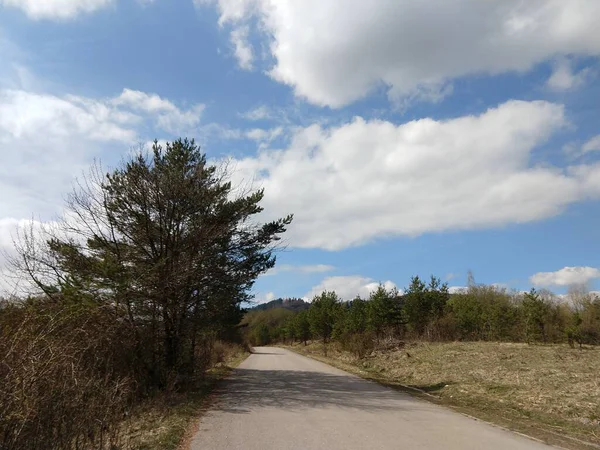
190;347;556;450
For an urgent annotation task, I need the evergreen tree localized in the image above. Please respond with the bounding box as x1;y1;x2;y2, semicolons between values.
522;289;548;343
345;296;368;335
293;310;311;345
366;285;403;337
308;291;341;343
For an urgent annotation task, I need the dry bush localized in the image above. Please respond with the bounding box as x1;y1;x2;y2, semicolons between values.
425;314;458;341
211;340;227;365
113;340;249;450
341;332;376;359
0;300;136;450
209;339;247;367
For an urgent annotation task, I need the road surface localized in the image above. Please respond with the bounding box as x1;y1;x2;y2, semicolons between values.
190;347;555;450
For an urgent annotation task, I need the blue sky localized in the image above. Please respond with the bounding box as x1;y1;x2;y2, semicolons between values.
1;0;600;301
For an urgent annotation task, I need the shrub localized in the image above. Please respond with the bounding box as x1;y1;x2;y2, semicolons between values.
341;332;376;359
0;300;135;450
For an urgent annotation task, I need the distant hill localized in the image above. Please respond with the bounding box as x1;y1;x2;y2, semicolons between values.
251;297;310;312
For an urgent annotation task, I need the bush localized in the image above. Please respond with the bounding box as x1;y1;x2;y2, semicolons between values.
569;294;600;346
0;300;135;450
341;332;376;359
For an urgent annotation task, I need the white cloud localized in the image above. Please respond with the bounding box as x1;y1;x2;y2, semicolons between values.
253;291;275;304
304;275;397;301
448;286;468;294
0;88;203;214
241;105;272;121
245;126;283;149
245;127;281;141
229;100;600;250
204;0;600;107
582;135;600;154
1;90;138;143
562;134;600;159
0;89;137;220
546;58;590;91
0;88;203;146
113;88;179;113
230;25;254;70
530;266;600;287
264;264;335;276
112;89;204;134
1;0;114;20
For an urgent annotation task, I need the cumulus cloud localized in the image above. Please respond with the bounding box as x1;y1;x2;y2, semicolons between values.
229;100;600;250
530;266;600;287
1;90;139;143
0;89;203;150
304;276;397;301
1;0;114;20
264;264;335;276
546;59;591;91
0;89;138;219
203;0;600;107
245;127;283;149
112;89;204;134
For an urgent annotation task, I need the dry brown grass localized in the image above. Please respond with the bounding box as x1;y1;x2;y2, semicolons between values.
288;341;600;449
115;343;249;450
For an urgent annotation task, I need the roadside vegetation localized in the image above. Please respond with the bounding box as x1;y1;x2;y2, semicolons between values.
0;139;291;449
245;279;600;448
246;277;600;348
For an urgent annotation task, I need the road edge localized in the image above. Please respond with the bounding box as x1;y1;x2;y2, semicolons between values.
281;345;599;450
178;350;251;450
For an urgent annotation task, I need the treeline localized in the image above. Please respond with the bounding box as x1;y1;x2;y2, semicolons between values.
0;140;291;450
251;298;309;312
245;276;600;355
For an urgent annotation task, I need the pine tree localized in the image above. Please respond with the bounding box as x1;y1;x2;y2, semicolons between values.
16;139;292;387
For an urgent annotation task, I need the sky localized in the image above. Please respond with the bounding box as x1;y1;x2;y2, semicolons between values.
1;0;600;302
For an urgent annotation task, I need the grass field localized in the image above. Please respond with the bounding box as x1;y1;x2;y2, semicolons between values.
287;341;600;449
